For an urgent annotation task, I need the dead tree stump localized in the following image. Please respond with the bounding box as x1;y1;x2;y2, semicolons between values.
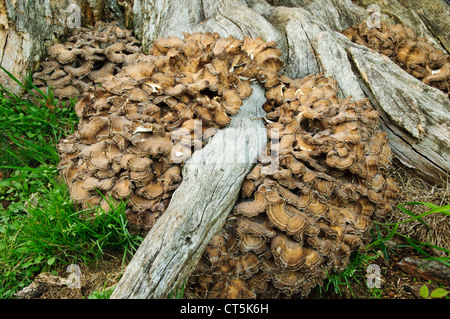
110;84;267;298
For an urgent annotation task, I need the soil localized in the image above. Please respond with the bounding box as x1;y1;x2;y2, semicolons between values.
36;249;128;299
17;163;450;300
307;241;435;299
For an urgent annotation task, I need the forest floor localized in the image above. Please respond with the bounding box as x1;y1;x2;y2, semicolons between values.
31;163;449;300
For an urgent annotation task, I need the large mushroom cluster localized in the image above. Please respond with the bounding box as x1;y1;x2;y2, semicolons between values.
32;22;142;100
57;30;286;231
187;72;400;298
343;21;449;94
52;24;400;298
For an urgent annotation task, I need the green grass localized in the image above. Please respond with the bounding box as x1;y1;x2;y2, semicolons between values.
0;68;143;299
0;179;143;298
321;250;382;298
7;181;142;265
168;278;188;299
0;67;78;173
88;286;115;299
370;202;450;266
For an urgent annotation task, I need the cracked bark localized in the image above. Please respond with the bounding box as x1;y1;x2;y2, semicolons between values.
0;0;125;93
2;0;449;299
131;0;449;184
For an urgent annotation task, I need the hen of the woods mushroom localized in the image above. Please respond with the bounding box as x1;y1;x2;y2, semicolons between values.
189;74;400;298
32;23;142;101
45;23;400;298
343;21;449;95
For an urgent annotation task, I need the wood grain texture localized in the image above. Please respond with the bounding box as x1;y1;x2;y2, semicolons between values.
397;257;450;286
110;83;267;299
0;0;123;93
132;0;449;184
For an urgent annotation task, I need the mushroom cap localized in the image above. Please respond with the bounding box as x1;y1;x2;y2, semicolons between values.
71;179;91;202
266;202;309;237
236;228;268;254
236;215;277;239
271;270;308;296
277;185;311;209
234;188;267;217
127;156;152;172
81;176;100;191
136;181;164;199
112;176;132;198
271;233;306;270
55;29;400;298
79;117;109;145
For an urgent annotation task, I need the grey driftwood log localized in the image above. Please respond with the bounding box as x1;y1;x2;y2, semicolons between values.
0;0;125;93
397;257;450;286
2;0;448;299
110;84;267;299
2;0;448;182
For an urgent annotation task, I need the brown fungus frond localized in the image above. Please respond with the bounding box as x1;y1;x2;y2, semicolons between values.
343;21;449;95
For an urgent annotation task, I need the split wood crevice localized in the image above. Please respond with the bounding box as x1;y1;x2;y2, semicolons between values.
343;21;449;95
38;23;411;298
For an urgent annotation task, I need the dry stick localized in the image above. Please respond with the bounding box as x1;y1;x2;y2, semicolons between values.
110;83;268;299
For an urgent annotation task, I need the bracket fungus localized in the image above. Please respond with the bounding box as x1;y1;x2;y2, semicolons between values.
32;22;142;101
188;73;400;298
343;21;449;95
54;24;400;298
57;27;290;232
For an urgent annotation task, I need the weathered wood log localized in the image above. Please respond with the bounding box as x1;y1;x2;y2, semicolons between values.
347;46;450;184
14;265;82;299
2;0;448;299
132;0;450;185
110;84;267;299
396;257;450;286
0;0;125;94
